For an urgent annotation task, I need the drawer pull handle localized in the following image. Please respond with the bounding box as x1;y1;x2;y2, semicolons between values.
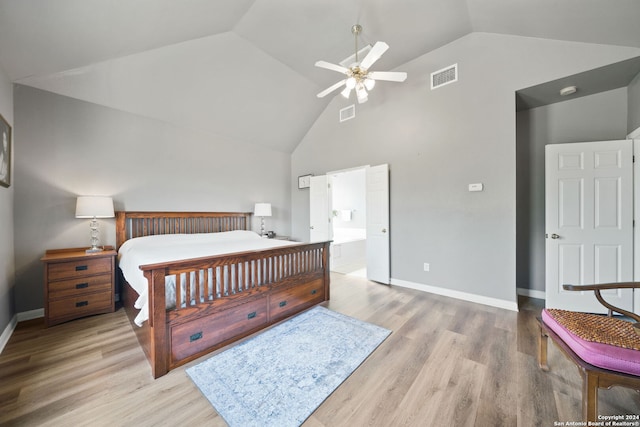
75;283;89;289
190;332;203;342
279;300;287;307
311;289;317;295
76;301;88;307
247;311;257;319
75;265;88;271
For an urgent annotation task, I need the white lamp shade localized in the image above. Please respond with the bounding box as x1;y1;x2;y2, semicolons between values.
254;203;272;217
75;196;115;218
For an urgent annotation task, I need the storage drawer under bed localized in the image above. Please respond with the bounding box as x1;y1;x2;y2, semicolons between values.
269;279;325;323
170;297;268;364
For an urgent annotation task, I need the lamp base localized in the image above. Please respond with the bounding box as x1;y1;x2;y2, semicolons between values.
85;247;104;254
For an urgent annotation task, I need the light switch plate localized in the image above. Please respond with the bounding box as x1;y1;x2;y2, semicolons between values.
468;183;483;192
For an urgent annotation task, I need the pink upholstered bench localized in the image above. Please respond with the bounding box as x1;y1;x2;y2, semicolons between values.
541;309;640;376
538;283;640;422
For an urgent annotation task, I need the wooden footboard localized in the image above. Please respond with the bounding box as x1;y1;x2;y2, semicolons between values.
141;242;330;378
115;211;330;379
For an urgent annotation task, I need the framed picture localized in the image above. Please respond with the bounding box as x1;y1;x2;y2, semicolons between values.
298;174;312;189
0;113;10;188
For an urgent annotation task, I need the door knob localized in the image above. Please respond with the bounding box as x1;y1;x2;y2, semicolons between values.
382;228;387;233
551;233;560;239
310;226;314;230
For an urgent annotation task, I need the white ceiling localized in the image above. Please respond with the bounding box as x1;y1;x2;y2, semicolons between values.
1;0;639;152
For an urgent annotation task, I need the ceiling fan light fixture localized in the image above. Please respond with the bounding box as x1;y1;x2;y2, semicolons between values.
356;85;368;103
314;24;407;101
364;78;376;91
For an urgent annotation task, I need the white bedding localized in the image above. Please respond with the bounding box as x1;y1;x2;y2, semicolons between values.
118;230;297;326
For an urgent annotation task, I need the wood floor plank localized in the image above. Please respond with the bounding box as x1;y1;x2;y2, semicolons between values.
1;273;639;426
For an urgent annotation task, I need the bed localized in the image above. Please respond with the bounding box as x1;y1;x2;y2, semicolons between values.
115;211;330;379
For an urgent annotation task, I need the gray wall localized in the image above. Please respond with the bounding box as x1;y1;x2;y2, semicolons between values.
291;32;640;305
0;65;14;334
13;85;292;312
630;72;640;133
516;88;629;294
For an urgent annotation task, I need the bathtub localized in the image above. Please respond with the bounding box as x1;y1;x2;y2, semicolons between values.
331;228;366;271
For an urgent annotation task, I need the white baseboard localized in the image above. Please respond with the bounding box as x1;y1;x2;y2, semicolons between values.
516;287;546;300
17;308;44;322
390;278;519;312
0;308;44;354
0;315;17;354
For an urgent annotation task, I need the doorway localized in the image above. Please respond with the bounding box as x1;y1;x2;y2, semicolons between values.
309;164;390;284
330;167;367;277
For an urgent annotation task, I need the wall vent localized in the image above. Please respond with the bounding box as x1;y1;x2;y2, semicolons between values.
431;63;458;89
339;104;355;122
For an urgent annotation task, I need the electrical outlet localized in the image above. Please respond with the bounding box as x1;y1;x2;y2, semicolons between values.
423;263;430;272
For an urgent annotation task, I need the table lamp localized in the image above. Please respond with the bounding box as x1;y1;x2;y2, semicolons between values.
254;203;272;237
75;196;115;253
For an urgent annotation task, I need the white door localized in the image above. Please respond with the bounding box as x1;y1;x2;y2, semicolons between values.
634;139;640;316
545;140;633;313
366;164;390;284
309;175;332;242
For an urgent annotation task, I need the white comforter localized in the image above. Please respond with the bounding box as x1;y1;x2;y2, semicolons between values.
118;230;297;326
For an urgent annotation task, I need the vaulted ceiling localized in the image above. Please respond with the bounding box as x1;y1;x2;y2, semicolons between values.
1;0;639;152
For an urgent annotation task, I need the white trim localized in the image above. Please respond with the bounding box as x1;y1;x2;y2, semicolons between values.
390;278;519;312
327;164;370;176
17;308;44;322
0;309;44;354
627;126;640;139
516;287;546;300
0;315;17;354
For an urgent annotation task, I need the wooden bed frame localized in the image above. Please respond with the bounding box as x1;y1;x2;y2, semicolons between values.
115;211;330;379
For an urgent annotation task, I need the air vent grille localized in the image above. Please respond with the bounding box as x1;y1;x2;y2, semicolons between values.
431;63;458;89
339;105;355;122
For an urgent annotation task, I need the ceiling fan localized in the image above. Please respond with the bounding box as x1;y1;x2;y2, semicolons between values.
315;24;407;104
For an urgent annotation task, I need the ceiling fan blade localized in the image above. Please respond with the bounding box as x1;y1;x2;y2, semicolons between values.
359;41;389;70
317;80;347;98
315;60;349;75
368;71;407;82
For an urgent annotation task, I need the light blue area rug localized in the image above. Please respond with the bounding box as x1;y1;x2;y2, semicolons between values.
186;306;391;427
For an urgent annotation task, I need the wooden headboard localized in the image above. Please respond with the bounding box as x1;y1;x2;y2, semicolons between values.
115;211;252;249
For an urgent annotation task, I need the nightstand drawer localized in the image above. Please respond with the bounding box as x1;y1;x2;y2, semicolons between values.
48;291;113;320
47;257;112;281
48;274;112;299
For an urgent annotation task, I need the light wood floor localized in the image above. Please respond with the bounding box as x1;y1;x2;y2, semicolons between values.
1;273;638;426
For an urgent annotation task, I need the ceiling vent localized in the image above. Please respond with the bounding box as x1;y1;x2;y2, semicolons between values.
431;63;458;90
339;104;355;122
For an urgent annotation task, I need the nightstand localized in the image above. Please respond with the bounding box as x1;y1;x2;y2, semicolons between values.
41;247;116;327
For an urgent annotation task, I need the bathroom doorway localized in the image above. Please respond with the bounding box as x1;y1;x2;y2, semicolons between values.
310;164;390;283
330;167;367;277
